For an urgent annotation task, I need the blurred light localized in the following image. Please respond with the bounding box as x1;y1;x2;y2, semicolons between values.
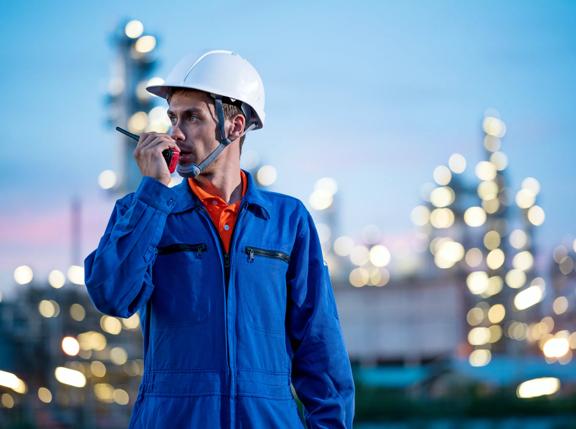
369;245;391;267
1;393;14;408
467;271;489;295
553;297;569;315
448;153;466;174
488;304;505;324
469;349;491;367
110;347;128;365
371;268;390;287
466;307;485;326
478;181;498;201
70;303;86;322
490;151;508;170
559;256;574;275
513;251;534;271
309;189;333;211
484;136;501;152
570;333;576;350
514;285;544;310
465;248;483;268
94;383;114;403
256;165;277;186
486;249;505;270
147;106;171;133
522;177;540;195
38;300;60;318
108;77;124;95
482;198;500;214
483;231;501;250
67;265;84;285
515;189;536;209
55;367;86;388
435;241;465;269
128;111;148;133
315;177;338;194
78;331;107;351
349;268;369;287
542;338;570;359
101;316;122;335
98;170;117;190
135;35;156;53
468;327;491;346
48;269;66;288
38;387;52;404
508;322;528;341
464;207;486;227
350;245;370;266
430;187;455;208
125;20;144;38
114;388;130;405
573;239;576;254
489;325;503;343
0;370;27;394
505;269;527;289
553;246;568;264
13;265;33;285
527;206;545;226
334;236;354;257
485;276;503;297
542;316;554;333
430;208;455;229
475;161;497;181
90;361;107;378
410;205;430;226
433;165;452;185
483;116;507;138
122;314;140;329
517;378;559;399
62;337;80;356
509;229;528;249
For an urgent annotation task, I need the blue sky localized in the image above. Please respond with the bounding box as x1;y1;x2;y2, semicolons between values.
1;0;575;285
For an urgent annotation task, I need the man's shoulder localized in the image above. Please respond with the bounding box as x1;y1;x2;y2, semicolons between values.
256;189;307;213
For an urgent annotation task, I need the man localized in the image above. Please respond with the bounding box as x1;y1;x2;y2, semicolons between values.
85;50;355;428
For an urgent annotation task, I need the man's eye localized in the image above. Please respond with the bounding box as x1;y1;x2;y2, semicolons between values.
168;116;176;125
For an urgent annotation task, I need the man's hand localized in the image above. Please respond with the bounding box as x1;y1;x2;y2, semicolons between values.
134;132;181;186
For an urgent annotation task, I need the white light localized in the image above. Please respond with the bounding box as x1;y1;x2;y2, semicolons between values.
517;378;560;399
542;338;570;359
67;265;85;285
514;285;544;310
433;165;452;185
98;170;117;190
410;205;430;226
62;337;80;356
467;271;489;295
464;207;486;227
490;151;508;170
483;116;507;138
334;236;354;257
135;35;156;54
314;177;338;195
430;187;455;208
448;153;466;174
475;161;497;181
256;165;277;187
124;20;144;39
350;245;370;266
147;77;165;87
48;270;66;288
522;177;541;195
309;189;333;211
509;229;528;249
55;367;86;388
369;245;391;267
13;265;33;285
0;370;27;394
527;206;545;226
469;349;491;367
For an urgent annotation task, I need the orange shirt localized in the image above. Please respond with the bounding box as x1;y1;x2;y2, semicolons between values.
188;171;247;254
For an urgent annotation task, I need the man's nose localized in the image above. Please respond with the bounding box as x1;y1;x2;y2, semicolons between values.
170;124;185;141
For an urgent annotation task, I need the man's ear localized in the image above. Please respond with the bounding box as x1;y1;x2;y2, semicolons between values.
228;114;246;142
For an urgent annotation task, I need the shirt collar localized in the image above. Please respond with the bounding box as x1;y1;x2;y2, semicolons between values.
171;169;270;219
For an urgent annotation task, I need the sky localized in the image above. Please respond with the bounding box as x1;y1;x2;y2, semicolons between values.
1;0;575;290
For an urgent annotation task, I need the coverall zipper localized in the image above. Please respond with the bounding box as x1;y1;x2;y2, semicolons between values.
245;246;290;263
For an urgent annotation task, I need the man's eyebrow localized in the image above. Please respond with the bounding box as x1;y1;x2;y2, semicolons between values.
166;107;204;116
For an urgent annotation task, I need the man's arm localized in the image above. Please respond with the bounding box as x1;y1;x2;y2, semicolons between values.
286;207;355;429
84;177;175;318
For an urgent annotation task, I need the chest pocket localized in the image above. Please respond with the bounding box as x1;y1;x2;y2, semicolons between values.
152;243;211;326
240;245;290;336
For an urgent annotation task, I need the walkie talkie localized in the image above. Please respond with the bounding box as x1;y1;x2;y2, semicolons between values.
115;127;179;174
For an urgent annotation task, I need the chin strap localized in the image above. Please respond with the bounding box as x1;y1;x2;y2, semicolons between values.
177;96;254;178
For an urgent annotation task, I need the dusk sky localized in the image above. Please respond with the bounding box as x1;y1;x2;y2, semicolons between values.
1;1;575;292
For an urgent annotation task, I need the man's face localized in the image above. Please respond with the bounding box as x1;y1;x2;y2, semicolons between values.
167;90;221;171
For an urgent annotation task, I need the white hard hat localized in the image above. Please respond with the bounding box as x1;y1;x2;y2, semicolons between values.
147;50;265;130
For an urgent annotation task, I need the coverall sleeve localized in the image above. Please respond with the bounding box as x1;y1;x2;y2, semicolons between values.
84;177;176;318
286;208;355;429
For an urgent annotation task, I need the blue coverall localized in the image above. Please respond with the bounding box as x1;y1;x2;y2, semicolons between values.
84;171;355;428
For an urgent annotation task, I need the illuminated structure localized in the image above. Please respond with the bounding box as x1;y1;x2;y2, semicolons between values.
103;19;167;194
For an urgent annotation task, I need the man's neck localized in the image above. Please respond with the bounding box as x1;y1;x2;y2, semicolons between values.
194;166;243;204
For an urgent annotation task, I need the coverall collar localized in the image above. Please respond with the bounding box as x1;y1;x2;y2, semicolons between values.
171;169;270;220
